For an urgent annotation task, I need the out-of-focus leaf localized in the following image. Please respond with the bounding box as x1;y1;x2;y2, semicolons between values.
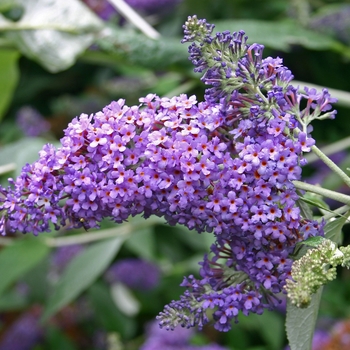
124;227;155;260
0;289;27;311
0;49;20;120
214;19;338;52
286;287;323;350
110;282;140;316
0;0;14;12
0;237;50;297
3;0;103;72
175;225;210;251
45;327;78;350
0;138;60;177
87;282;135;338
21;255;50;302
42;237;125;321
93;26;188;69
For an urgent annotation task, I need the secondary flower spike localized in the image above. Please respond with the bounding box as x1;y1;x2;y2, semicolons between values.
0;15;337;332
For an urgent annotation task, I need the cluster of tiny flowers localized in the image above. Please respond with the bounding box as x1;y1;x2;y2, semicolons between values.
310;5;350;45
0;16;337;332
105;258;160;291
0;93;238;235
182;15;337;126
50;244;84;277
140;321;228;350
285;239;350;308
0;307;43;350
157;17;337;332
16;106;50;137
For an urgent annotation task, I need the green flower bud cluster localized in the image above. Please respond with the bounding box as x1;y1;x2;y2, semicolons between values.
285;239;350;308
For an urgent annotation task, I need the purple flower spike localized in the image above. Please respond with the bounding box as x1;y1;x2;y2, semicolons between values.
105;258;160;291
0;17;337;332
0;307;43;350
16;106;50;137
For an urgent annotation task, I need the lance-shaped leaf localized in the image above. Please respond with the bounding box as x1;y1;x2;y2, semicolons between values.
42;236;125;321
0;49;20;120
286;287;323;350
3;0;103;72
0;237;50;297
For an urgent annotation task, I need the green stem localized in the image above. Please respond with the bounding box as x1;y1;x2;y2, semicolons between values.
293;180;350;205
0;216;164;247
319;205;350;222
45;226;131;247
107;0;160;39
0;163;16;175
311;145;350;188
305;136;350;164
0;24;79;34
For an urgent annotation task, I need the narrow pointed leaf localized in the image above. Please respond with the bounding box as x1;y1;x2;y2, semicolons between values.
0;237;50;297
286;287;323;350
42;236;124;321
0;49;20;120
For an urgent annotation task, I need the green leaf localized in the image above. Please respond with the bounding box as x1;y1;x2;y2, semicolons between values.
324;216;348;245
237;311;284;350
0;0;15;12
42;236;125;321
302;192;330;210
0;49;20;120
214;19;338;52
45;326;78;350
297;236;326;248
124;226;155;260
0;289;27;311
87;282;135;338
0;237;50;297
94;26;188;70
3;0;103;72
0;138;60;177
253;312;284;350
286;287;323;350
296;197;314;220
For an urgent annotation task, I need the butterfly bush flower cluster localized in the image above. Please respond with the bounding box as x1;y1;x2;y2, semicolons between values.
0;16;337;331
0;306;43;350
105;258;160;291
16;106;50;137
141;321;228;350
285;239;350;308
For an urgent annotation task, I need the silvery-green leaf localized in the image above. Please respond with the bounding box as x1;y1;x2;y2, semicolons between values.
286;287;323;350
4;0;103;72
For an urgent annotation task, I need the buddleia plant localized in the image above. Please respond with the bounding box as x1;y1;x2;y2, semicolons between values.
1;14;349;350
